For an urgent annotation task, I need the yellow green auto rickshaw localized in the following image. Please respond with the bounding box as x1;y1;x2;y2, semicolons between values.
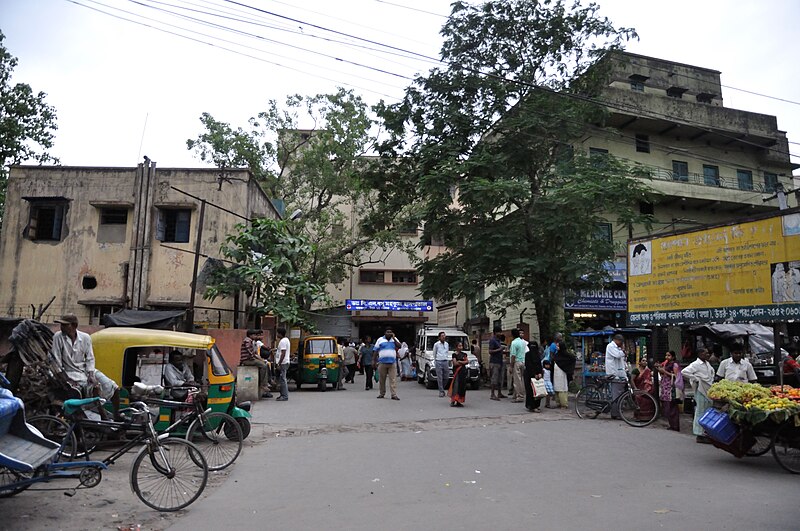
91;327;252;438
295;335;340;392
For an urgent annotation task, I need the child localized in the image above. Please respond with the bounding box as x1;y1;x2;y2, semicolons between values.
542;357;556;409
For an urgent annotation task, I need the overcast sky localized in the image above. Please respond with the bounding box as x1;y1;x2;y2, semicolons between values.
2;0;799;171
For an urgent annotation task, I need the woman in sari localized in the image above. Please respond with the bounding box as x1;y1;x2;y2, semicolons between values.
523;341;544;412
398;342;412;381
631;358;655;420
449;342;469;407
657;350;683;431
552;335;576;409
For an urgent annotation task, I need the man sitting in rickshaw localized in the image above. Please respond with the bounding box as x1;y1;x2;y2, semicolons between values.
164;350;197;400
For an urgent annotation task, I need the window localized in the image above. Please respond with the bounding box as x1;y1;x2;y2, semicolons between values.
737;169;753;191
392;270;417;284
635;134;650;153
594;223;613;243
703;165;720;186
672;161;689;182
97;207;129;244
666;87;687;99
589;147;608;157
156;208;191;243
26;200;68;241
399;221;418;235
100;208;127;225
639;202;654;215
89;304;120;325
359;270;385;284
696;93;715;104
628;74;647;92
764;172;779;193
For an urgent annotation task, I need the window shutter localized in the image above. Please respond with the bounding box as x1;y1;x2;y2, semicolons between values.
28;206;39;240
155;209;166;241
52;205;64;240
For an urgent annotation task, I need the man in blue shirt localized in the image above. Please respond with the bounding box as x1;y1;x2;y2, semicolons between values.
373;329;401;400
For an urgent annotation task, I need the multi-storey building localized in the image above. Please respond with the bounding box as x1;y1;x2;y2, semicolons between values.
464;52;798;349
0;161;279;328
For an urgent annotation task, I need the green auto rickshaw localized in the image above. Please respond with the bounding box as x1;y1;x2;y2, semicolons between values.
294;335;340;392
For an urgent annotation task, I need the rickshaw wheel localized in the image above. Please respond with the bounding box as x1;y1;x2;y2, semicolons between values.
235;417;251;439
771;422;800;474
0;466;33;498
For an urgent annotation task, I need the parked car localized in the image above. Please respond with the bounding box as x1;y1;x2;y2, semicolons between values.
415;327;480;390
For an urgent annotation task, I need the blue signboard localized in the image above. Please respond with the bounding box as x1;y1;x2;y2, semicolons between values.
345;299;434;312
565;289;627;311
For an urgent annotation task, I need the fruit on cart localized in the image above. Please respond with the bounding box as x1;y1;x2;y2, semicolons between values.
769;385;800;400
744;396;797;411
707;380;770;403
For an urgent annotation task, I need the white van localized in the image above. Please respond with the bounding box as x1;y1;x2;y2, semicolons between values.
415;327;480;390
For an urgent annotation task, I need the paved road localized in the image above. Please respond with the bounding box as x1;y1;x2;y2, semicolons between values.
168;375;798;531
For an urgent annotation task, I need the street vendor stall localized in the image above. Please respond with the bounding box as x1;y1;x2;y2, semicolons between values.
701;380;800;473
571;328;651;385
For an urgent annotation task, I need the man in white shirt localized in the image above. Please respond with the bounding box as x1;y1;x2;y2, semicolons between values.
716;346;757;383
276;327;291;401
432;332;451;398
682;348;715;444
51;314;96;397
605;334;627;419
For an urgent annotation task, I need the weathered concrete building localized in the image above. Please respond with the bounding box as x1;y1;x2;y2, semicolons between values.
465;52;798;347
0;161;279;328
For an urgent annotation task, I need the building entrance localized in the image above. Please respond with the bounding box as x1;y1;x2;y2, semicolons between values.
357;321;416;345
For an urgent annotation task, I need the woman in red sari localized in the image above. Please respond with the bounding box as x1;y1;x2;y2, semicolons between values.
632;358;655;420
449;342;469;407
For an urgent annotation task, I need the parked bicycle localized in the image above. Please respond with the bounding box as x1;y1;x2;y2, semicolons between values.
28;383;242;472
574;374;659;427
1;392;208;511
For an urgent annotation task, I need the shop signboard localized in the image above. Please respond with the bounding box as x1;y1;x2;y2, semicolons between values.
565;288;627;311
345;299;434;312
627;210;800;326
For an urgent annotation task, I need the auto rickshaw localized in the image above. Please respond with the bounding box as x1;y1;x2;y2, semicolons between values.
295;335;340;391
91;327;252;438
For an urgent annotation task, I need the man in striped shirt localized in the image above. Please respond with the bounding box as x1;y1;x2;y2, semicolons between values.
240;329;271;398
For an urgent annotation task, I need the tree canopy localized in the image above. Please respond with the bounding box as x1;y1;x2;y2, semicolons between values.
189;88;416;322
0;31;58;226
374;0;651;338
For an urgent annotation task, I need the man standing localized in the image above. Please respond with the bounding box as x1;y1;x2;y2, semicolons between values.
682;348;715;444
433;332;450;398
716;345;758;383
373;328;400;400
488;327;506;400
344;342;358;384
275;327;291;401
605;334;627;419
240;329;271;398
359;336;374;390
51;314;96;398
509;329;527;403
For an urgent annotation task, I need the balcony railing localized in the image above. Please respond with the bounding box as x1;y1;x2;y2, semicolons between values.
637;164;772;193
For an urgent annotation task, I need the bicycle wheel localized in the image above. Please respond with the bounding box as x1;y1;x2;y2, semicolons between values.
575;385;602;419
186;412;243;471
27;414;77;460
771;422;800;474
619;390;659;427
130;438;208;512
0;466;32;498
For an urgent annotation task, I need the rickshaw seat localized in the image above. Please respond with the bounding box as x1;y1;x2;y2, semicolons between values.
63;397;103;415
0;410;59;473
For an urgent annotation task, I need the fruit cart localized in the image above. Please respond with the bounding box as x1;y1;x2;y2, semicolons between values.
571;328;651;386
702;381;800;474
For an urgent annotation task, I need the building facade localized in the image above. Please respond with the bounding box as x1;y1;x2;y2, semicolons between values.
0;161;279;328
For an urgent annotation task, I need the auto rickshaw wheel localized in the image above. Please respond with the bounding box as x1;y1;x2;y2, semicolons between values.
235;417;251;440
296;380;302;390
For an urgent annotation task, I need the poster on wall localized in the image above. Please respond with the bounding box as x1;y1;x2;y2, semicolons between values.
627;210;800;326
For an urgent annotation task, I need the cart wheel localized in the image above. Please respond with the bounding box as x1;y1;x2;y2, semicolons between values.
745;434;773;457
771;422;800;474
0;466;33;498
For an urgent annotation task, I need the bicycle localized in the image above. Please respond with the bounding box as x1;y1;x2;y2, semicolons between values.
575;374;659;427
1;396;208;511
29;384;242;472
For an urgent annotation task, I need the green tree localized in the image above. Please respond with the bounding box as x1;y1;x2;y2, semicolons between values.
189;88;415;321
0;31;58;225
203;217;327;331
373;0;651;338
